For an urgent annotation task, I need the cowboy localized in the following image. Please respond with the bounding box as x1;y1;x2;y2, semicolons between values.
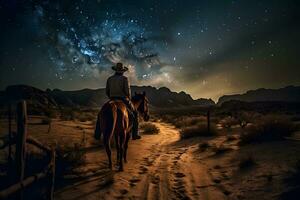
105;62;141;140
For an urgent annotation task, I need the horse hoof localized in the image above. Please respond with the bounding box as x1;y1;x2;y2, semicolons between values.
124;160;128;163
118;167;124;172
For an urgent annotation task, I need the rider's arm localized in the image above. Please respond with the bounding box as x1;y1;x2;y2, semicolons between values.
124;77;131;99
105;78;110;98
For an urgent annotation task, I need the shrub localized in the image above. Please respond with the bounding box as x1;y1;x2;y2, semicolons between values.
236;111;260;128
174;116;207;128
219;116;239;130
180;122;217;139
240;115;296;145
140;122;159;134
56;143;86;175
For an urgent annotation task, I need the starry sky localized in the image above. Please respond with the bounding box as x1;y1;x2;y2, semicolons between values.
0;0;299;101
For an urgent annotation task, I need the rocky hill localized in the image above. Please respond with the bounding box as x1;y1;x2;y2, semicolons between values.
218;86;300;105
3;85;57;111
0;85;215;109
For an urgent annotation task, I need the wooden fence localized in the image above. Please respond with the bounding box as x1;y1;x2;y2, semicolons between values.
0;100;56;200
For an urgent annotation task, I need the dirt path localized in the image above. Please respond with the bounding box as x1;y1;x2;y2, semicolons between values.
55;122;226;200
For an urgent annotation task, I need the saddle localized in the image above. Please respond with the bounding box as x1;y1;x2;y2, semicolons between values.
108;98;136;122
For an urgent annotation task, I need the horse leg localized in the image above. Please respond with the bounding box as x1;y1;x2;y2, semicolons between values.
124;133;130;163
118;133;125;171
114;133;120;164
104;137;112;169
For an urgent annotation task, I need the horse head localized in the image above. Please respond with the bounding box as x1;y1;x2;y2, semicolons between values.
133;91;150;121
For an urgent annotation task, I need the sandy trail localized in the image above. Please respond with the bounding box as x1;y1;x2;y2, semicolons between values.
55;122;226;200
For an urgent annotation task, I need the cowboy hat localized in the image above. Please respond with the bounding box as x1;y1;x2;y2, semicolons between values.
112;62;128;72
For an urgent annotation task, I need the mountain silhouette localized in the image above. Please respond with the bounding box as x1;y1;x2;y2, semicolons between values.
218;86;300;105
0;85;215;109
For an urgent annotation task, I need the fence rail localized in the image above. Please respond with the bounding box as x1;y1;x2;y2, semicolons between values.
0;100;56;200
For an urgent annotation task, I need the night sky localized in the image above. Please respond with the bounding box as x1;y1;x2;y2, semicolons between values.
0;0;299;100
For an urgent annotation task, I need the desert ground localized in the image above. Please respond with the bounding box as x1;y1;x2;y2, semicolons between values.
1;109;300;200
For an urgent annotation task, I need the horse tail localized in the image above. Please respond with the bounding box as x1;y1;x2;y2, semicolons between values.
100;102;117;143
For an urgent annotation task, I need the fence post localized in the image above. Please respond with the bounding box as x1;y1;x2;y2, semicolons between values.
8;103;12;162
16;100;27;200
207;109;210;133
47;147;56;200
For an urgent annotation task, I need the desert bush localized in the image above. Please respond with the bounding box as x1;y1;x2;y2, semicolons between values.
228;111;261;128
236;111;261;128
239;155;256;169
180;122;217;139
219;116;239;130
56;142;86;175
160;114;176;124
140;122;159;134
240;115;296;145
174;116;207;128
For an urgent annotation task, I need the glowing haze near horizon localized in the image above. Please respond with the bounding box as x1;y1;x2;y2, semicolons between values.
0;0;299;101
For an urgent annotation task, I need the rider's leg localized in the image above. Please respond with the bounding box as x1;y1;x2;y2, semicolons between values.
121;98;141;140
132;111;141;140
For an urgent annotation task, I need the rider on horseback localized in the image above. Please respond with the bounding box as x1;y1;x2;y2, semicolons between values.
105;62;141;140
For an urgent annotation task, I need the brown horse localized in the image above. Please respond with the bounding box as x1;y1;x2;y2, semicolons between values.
94;92;150;171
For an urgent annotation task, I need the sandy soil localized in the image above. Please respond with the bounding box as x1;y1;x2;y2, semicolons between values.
54;122;226;200
1;117;299;200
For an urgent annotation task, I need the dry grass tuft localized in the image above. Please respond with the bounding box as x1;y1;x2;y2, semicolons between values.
174;116;207;128
240;115;296;145
140;122;160;134
180;122;217;139
219;116;239;129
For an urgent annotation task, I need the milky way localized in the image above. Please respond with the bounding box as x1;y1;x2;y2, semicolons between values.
36;1;167;80
0;0;299;100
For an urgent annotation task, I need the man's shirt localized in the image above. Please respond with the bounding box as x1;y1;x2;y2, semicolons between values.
106;74;131;99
